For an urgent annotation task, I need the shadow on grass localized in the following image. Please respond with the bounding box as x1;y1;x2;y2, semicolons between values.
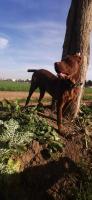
0;156;86;200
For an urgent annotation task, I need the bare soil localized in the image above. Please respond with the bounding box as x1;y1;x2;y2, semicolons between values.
0;91;50;100
0;91;92;106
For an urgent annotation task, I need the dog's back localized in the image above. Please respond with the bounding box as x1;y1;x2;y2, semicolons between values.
30;69;56;79
30;68;56;84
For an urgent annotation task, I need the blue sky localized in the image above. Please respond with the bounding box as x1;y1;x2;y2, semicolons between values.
0;0;92;80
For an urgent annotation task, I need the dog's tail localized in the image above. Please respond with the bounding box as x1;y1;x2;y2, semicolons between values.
27;69;38;72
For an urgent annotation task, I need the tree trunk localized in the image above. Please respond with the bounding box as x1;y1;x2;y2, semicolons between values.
62;0;92;117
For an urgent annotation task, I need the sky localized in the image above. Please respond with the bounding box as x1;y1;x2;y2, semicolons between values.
0;0;92;80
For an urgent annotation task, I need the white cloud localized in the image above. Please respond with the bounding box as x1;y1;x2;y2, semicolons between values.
0;37;9;49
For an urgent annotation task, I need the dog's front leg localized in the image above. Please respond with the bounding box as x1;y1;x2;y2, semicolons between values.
57;98;64;134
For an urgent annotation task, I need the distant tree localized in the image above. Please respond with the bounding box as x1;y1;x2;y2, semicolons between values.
85;80;92;86
62;0;92;116
25;79;31;83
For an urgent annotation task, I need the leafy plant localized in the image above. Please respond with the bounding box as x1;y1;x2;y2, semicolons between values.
76;105;92;149
0;100;64;174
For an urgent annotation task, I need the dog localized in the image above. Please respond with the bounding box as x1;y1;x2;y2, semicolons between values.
54;53;83;114
25;69;77;134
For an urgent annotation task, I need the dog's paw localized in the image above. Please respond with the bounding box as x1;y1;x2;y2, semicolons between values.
37;102;43;107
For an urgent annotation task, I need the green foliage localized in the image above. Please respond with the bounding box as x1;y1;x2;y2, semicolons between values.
77;105;92;149
0;100;63;174
73;166;92;200
80;105;92;116
7;158;21;174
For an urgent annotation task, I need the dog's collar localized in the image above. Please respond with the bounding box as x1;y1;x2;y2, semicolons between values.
74;82;83;88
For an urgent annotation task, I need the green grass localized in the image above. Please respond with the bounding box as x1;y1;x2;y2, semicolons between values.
18;97;51;104
84;87;92;94
0;80;30;91
83;87;92;100
0;80;40;92
83;95;92;100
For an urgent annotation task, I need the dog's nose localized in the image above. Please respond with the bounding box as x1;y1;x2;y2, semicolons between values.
54;62;60;67
54;62;57;66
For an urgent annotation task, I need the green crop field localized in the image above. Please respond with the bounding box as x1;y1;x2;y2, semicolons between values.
83;87;92;100
84;87;92;94
0;80;30;91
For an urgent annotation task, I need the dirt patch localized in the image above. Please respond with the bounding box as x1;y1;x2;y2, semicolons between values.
0;91;92;107
0;91;50;101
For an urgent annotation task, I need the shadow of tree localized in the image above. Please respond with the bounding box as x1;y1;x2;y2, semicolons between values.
0;156;86;200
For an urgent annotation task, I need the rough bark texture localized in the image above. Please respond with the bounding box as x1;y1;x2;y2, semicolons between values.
62;0;92;116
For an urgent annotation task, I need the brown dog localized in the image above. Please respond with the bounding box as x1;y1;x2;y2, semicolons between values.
25;69;76;133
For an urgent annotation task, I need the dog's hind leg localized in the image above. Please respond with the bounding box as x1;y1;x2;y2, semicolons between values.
50;98;57;112
25;83;37;107
38;88;45;106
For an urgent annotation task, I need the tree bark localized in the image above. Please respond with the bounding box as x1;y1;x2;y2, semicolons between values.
62;0;92;117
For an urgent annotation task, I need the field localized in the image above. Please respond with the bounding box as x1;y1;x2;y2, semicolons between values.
0;80;30;91
0;80;92;200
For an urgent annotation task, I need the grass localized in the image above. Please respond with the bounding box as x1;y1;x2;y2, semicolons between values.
83;95;92;100
18;97;51;104
83;87;92;100
0;80;30;91
84;87;92;94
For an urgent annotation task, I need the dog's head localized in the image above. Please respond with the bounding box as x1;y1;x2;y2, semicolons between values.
54;53;83;78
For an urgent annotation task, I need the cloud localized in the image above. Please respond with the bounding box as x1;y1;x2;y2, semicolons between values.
0;37;9;49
